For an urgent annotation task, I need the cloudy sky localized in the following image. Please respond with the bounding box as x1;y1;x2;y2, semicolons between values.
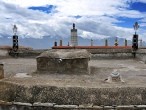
0;0;146;48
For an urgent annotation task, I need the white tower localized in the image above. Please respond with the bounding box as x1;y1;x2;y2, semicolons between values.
91;39;93;46
71;23;78;46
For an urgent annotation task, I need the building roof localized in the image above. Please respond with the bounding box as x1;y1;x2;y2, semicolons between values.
52;46;132;49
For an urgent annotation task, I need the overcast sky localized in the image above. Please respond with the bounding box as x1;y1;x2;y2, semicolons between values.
0;0;146;47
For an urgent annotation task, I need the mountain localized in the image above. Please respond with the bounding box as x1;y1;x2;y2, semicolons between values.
0;36;145;49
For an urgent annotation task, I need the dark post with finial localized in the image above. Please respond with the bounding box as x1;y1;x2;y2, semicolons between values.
54;41;57;46
125;39;127;46
73;23;75;29
132;22;139;50
132;22;139;57
9;25;19;57
114;37;118;46
12;25;19;52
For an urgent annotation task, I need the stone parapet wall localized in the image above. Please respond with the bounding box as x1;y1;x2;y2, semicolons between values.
16;48;145;60
0;49;44;58
17;49;47;57
52;49;133;59
0;50;9;58
86;48;132;54
87;49;133;59
91;53;133;59
136;49;146;63
0;82;146;106
136;49;146;54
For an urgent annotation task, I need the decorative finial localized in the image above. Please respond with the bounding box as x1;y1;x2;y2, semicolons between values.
133;22;139;35
73;23;75;29
115;37;118;46
13;25;17;35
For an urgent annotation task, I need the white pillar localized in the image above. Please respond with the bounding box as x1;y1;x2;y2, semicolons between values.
71;23;78;46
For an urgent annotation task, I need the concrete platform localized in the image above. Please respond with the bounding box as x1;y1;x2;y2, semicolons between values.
0;58;146;105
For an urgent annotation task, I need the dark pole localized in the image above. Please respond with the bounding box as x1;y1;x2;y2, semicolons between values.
11;25;19;57
132;22;139;58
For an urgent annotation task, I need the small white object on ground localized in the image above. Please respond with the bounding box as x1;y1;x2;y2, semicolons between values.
14;73;32;78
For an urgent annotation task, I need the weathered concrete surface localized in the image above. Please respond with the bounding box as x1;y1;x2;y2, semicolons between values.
36;49;89;74
0;50;9;57
0;58;36;77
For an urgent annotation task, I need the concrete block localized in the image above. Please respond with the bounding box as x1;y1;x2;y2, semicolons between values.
36;49;89;74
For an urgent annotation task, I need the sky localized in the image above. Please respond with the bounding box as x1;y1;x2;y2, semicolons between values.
0;0;146;48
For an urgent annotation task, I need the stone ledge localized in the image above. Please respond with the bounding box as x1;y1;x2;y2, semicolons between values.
0;101;146;109
33;102;55;107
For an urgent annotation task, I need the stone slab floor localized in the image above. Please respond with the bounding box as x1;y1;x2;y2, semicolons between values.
0;58;146;88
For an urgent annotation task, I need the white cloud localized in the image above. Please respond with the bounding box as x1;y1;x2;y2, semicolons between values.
1;0;140;17
0;0;146;44
2;0;52;7
80;31;109;39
